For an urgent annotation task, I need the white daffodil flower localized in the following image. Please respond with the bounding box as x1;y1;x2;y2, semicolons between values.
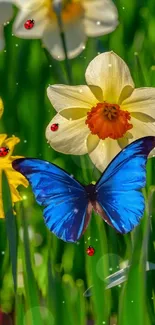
0;0;16;50
6;0;119;60
46;51;155;172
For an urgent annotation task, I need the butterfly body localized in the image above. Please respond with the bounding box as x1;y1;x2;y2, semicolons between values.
12;136;155;242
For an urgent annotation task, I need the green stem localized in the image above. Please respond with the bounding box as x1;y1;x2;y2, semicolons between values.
2;172;17;292
43;47;67;84
53;1;73;84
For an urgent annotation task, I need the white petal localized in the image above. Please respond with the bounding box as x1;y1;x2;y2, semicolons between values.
83;0;118;21
129;117;155;139
122;87;155;119
47;84;98;112
85;51;134;103
0;25;4;50
0;0;22;5
84;19;118;37
0;2;13;23
15;0;41;6
84;0;118;37
13;4;49;38
46;113;90;155
89;138;121;172
43;19;86;60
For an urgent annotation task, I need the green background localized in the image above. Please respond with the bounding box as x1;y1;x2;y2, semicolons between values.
1;0;155;324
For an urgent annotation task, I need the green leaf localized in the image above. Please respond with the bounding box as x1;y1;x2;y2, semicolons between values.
2;171;17;292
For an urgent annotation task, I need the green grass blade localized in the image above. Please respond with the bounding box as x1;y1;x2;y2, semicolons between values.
2;171;17;293
19;203;43;325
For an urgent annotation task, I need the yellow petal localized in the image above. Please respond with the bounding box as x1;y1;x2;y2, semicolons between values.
47;84;98;112
89;138;121;172
0;134;7;146
0;200;4;218
87;134;100;153
0;97;3;118
85;51;134;103
9;184;22;203
121;87;155;119
5;169;29;188
46;113;90;155
3;136;20;157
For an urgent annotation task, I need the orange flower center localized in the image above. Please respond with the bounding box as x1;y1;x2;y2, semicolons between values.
86;102;133;140
47;1;84;23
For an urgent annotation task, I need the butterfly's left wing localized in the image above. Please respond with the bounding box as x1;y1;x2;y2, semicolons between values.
95;136;155;233
13;158;90;242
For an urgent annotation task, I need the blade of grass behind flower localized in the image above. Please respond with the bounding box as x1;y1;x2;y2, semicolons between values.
85;213;111;325
2;171;17;292
19;203;43;325
15;295;25;325
61;274;79;325
133;52;148;87
118;192;152;325
145;187;155;324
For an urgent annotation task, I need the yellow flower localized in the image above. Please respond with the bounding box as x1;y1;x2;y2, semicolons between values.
0;134;28;218
10;0;118;60
0;98;4;118
46;51;155;172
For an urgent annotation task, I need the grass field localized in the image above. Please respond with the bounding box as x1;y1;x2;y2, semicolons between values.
1;0;155;324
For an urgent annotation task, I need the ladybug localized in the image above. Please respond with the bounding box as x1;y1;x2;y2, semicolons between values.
50;123;59;131
24;19;35;30
86;246;95;256
0;147;9;157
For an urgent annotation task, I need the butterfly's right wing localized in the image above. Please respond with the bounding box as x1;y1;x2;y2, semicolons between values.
95;136;155;233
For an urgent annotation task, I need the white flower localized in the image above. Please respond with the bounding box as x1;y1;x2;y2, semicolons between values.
45;51;155;172
3;0;119;60
0;0;16;50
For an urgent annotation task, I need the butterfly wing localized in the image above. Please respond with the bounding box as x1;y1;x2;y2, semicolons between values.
95;136;155;233
13;158;90;242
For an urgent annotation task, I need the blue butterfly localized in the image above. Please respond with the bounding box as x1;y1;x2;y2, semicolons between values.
12;136;155;243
